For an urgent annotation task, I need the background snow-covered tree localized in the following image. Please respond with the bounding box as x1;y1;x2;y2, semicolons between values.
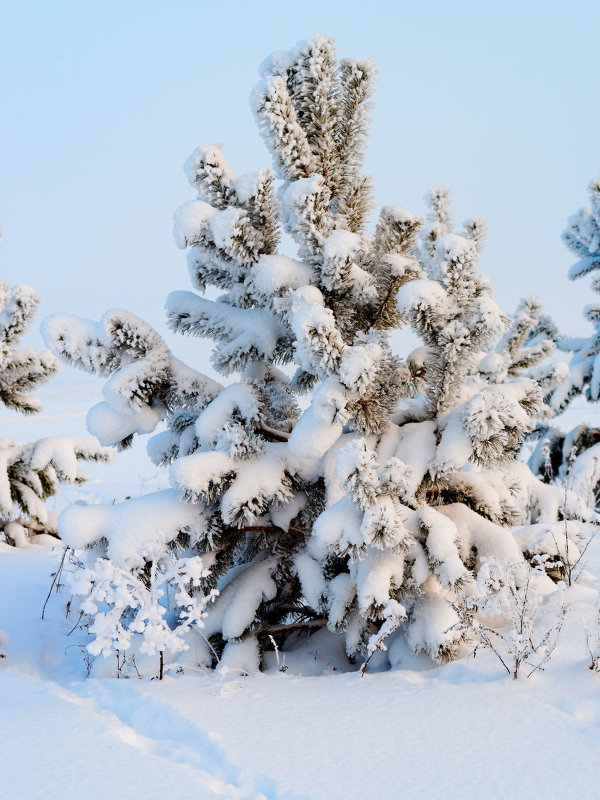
529;177;600;508
43;36;589;674
0;258;111;546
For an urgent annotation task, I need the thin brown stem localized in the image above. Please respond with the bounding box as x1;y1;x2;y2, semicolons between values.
41;546;69;620
256;423;290;443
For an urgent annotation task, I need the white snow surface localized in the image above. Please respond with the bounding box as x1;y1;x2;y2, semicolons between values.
4;540;600;799
173;199;218;249
252;254;314;296
4;386;600;798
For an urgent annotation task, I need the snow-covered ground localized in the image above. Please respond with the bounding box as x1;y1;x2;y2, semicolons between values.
3;539;600;799
3;385;600;799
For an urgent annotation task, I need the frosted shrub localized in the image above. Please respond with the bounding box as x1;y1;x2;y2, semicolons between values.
453;557;566;679
70;546;218;678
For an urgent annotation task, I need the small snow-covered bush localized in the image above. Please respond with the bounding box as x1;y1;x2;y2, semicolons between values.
453;557;567;679
70;546;218;678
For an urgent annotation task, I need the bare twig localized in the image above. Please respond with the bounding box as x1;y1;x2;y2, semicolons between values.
268;634;287;672
585;609;600;671
41;546;69;619
360;609;404;677
255;423;290;443
66;611;84;636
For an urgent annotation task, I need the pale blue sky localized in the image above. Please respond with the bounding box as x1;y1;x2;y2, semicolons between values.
2;0;600;382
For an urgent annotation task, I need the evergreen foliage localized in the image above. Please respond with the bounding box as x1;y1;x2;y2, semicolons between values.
479;295;565;393
43;36;592;673
0;246;112;545
530;178;600;507
296;188;587;662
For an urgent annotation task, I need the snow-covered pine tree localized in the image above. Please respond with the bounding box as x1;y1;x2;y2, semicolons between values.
43;37;588;673
529;177;600;507
0;263;111;545
43;36;426;671
293;188;591;663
